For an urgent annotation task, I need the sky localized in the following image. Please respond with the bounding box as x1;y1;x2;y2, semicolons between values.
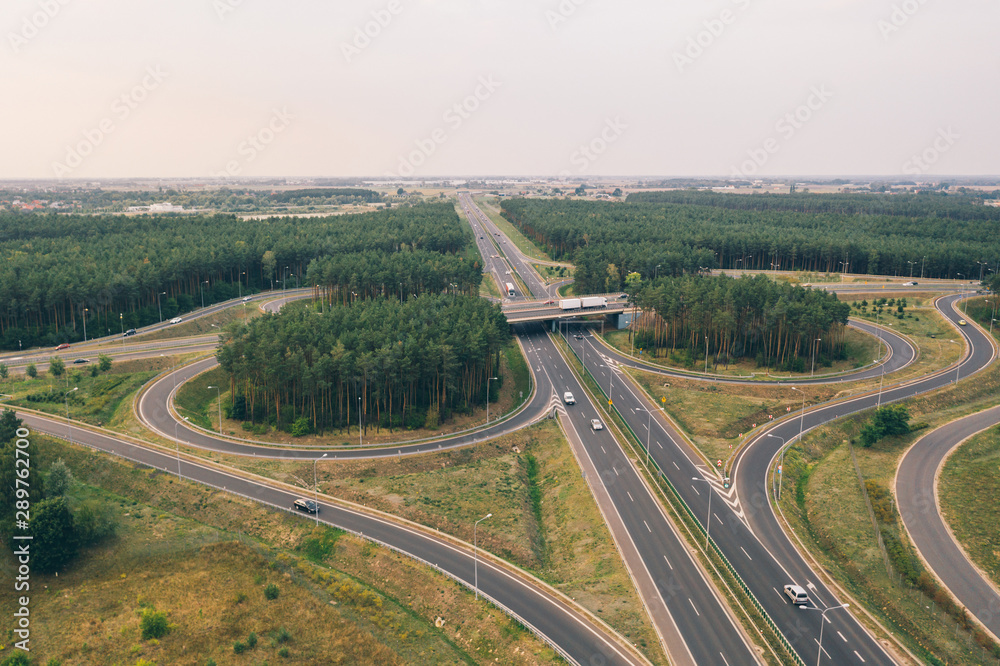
1;0;997;180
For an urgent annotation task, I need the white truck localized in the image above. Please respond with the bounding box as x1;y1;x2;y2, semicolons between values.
559;298;582;310
580;296;608;308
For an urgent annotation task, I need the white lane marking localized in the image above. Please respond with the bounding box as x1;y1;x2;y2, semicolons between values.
813;640;830;660
854;650;865;662
714;513;723;525
691;485;700;496
643;520;652;533
688;598;700;616
627;491;634;502
672;461;679;469
601;445;606;454
663;554;673;570
613;467;619;476
719;653;731;666
740;546;752;560
837;631;847;642
774;587;784;600
657;441;663;449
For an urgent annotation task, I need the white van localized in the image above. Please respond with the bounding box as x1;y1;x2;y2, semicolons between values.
563;392;575;405
784;584;809;605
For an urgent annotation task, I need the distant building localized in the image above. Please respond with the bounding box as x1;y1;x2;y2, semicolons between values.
148;202;185;213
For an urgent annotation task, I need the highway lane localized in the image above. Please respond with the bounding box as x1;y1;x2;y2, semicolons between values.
729;293;996;664
17;409;642;666
897;404;1000;642
565;326;897;665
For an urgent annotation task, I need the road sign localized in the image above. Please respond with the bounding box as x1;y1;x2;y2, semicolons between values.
778;465;782;474
716;459;722;467
724;478;730;489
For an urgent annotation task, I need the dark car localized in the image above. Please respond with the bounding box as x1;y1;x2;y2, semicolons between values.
73;358;89;364
574;333;583;339
123;328;137;337
293;499;319;514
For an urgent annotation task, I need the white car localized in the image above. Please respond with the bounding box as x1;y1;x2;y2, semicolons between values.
783;584;809;605
169;317;183;324
591;419;603;431
563;392;575;405
242;296;252;302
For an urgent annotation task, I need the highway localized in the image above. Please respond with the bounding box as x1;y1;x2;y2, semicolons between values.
897;404;1000;642
17;408;642;666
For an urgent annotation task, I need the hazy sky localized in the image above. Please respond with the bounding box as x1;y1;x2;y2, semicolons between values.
2;0;997;179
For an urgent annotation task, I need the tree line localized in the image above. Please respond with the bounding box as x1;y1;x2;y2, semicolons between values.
216;295;511;435
627;274;851;371
500;197;1000;293
0;203;467;350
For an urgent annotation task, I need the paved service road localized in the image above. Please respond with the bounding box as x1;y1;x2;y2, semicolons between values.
19;409;644;666
897;405;1000;642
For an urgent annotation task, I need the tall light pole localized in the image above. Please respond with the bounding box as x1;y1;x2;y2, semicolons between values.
157;291;166;323
358;395;362;446
767;434;786;500
811;338;822;377
704;336;709;374
907;260;915;278
64;387;77;442
486;376;497;423
82;308;88;342
201;280;209;309
207;385;222;432
119;313;125;346
176;416;189;478
314;453;328;526
640;407;652;467
474;513;492;600
801;603;849;666
691;477;713;548
920;255;926;279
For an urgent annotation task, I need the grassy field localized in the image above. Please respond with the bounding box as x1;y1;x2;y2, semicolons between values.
472;197;553;262
0;435;560;665
174;340;531;446
939;424;1000;589
0;357;175;428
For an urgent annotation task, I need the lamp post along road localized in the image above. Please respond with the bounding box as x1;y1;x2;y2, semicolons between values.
486;376;497;423
82;308;88;342
692;477;713;548
207;386;222;432
474;513;492;600
767;433;786;501
64;387;77;442
801;603;849;666
314;453;328;526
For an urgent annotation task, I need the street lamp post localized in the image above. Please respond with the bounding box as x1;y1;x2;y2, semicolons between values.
920;255;926;279
907;260;916;278
486;376;498;423
201;280;209;309
474;513;492;600
82;308;88;342
64;387;77;442
207;385;222;432
767;433;786;501
811;338;822;377
157;291;166;323
314;453;328;526
704;336;709;374
691;477;713;548
800;603;849;666
119;313;125;346
640;407;652;467
358;395;362;446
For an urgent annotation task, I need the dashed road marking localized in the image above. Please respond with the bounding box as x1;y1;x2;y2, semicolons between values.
627;491;634;502
741;546;752;560
663;554;673;570
837;631;847;642
688;598;700;616
643;520;652;533
854;650;865;662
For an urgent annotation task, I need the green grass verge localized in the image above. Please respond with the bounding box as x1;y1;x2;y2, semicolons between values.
0;435;555;665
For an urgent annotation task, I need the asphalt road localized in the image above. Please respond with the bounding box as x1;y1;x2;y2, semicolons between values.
897;404;1000;641
17;409;640;666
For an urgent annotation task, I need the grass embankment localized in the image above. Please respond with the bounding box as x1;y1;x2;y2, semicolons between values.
175;340;530;445
532;263;574;284
0;436;555;665
472;196;552;262
0;357;176;428
602;324;880;378
940;424;1000;590
778;335;1000;665
223;419;664;663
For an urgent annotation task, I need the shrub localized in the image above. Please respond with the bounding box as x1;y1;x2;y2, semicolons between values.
139;608;171;640
864;480;896;524
26;363;37;379
98;354;113;372
233;640;247;654
0;363;7;379
278;647;290;658
48;356;65;378
247;631;258;649
1;652;33;666
860;405;910;447
272;627;292;644
46;458;75;497
291;416;311;437
264;583;280;600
